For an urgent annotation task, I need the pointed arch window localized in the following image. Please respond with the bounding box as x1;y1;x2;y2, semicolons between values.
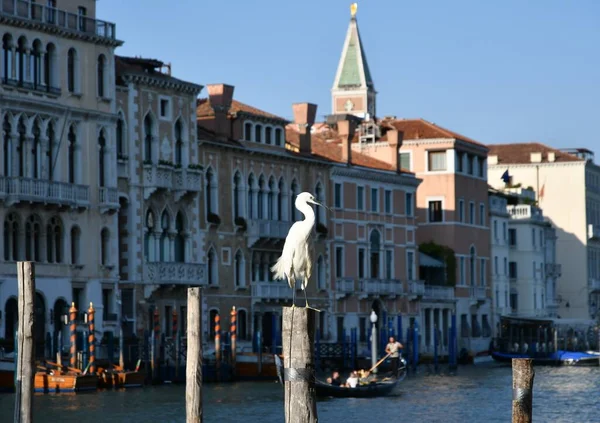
254;125;262;143
25;215;42;262
160;211;170;262
44;43;56;88
116;116;125;157
97;54;107;97
32;40;43;87
207;248;218;286
17;117;26;177
370;230;381;278
174;119;183;166
247;174;255;218
233;172;244;219
16;37;26;84
234;250;245;288
3;213;19;261
68;125;77;183
206;168;218;216
67;48;78;93
2;34;13;82
98;129;106;187
257;176;265;219
174;212;185;263
47;121;55;180
144;210;155;262
315;182;324;226
46;216;62;263
144;114;153;163
290;180;299;221
3;115;12;177
268;177;276;220
277;178;285;221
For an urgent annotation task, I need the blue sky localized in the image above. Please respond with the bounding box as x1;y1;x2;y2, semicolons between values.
99;0;600;156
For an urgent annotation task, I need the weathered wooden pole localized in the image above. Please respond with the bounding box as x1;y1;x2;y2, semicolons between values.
186;288;203;423
512;358;534;423
282;307;318;423
69;302;77;369
13;262;35;423
230;306;237;374
88;303;96;374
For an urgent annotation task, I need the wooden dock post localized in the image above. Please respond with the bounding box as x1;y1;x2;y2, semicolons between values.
214;313;221;381
282;307;318;423
186;288;203;423
87;303;96;374
69;302;77;369
230;306;237;375
512;358;534;423
13;262;35;423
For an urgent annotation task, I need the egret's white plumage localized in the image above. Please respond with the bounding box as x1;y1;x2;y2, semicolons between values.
271;192;325;310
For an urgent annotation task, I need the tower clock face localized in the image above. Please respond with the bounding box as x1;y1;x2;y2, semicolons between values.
344;99;354;112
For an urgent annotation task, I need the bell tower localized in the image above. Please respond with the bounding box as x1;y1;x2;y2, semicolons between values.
331;3;377;120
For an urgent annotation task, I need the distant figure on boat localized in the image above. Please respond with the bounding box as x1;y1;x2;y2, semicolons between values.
385;336;404;377
326;371;342;386
345;371;359;388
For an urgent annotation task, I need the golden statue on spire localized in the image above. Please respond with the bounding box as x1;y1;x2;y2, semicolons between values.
350;3;358;18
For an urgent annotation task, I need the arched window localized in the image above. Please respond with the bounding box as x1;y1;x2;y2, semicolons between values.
205;168;217;215
44;43;56;88
257;175;265;219
116;115;125;157
277;178;285;221
3;115;12;177
144;210;155;262
274;128;283;147
67;48;77;93
17;116;25;177
101;228;110;265
268;177;276;220
31;40;43;87
68;125;76;183
25;215;41;262
209;309;219;340
46;121;55;180
317;256;326;290
98;129;106;187
2;34;13;82
3;213;20;261
16;37;26;84
470;246;476;286
244;122;252;141
143;114;153;163
233;172;243;219
234;250;245;288
71;226;81;265
160;211;170;262
97;54;106;97
290;180;299;221
237;309;248;340
207;248;218;286
46;216;62;263
247;174;255;218
265;127;272;145
174;212;185;263
174;119;183;166
315;182;324;226
254;125;262;143
370;230;381;278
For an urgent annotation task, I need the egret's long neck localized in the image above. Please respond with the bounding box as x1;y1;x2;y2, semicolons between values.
297;202;315;225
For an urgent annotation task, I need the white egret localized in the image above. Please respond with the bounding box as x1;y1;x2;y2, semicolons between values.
271;191;328;311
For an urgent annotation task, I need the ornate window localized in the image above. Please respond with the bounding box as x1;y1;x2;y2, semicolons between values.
46;121;55;180
97;54;107;97
3;115;11;176
71;226;81;265
98;129;106;187
67;48;78;93
207;248;218;286
369;230;381;278
144;210;155;262
174;119;183;166
25;215;42;262
234;250;245;288
46;216;62;263
3;213;20;261
290;180;299;221
143;114;153;163
68;125;77;183
233;172;244;219
160;211;170;262
174;212;185;263
17;117;25;177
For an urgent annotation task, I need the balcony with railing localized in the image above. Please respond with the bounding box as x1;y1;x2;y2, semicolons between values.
251;282;292;301
99;187;119;213
335;278;355;298
544;263;562;278
507;204;544;221
0;0;117;41
143;262;207;285
0;176;89;208
173;168;202;200
358;279;403;297
588;224;600;241
407;280;425;300
423;285;455;301
247;219;292;243
143;163;173;199
470;286;487;303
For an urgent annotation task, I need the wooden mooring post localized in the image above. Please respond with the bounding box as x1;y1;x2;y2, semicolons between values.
186;287;203;423
512;358;534;423
13;262;35;423
282;307;318;423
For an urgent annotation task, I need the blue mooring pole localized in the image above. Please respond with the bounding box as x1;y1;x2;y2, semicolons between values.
82;331;89;370
433;325;439;372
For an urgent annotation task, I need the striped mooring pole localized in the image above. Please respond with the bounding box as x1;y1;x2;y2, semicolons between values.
215;313;221;374
69;302;77;369
230;306;237;369
88;302;96;374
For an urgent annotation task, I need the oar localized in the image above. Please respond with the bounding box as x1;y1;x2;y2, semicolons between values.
368;352;392;373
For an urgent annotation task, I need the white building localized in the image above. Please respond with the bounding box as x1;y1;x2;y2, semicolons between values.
489;190;510;332
488;143;600;319
0;0;122;356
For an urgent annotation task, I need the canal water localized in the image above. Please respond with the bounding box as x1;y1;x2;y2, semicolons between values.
1;364;599;422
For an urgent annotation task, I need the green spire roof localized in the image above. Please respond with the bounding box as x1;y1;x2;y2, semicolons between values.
333;18;374;89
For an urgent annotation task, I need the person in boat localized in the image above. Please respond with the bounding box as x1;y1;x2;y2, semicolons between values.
345;371;359;388
326;371;343;386
385;336;404;377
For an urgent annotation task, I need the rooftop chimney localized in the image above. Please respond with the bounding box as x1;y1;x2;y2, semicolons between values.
488;155;498;165
547;152;555;162
338;120;357;164
292;103;317;154
530;152;542;163
207;84;234;138
386;129;404;172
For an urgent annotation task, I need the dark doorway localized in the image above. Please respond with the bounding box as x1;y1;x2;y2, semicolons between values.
35;292;46;358
4;297;18;342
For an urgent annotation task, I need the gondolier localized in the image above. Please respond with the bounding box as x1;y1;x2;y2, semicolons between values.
385;337;403;377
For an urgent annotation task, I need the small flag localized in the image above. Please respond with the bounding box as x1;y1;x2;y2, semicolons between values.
501;169;510;183
539;183;545;200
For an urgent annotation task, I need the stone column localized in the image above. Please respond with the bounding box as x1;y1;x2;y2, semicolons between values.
24;135;34;178
40;135;49;179
10;46;16;80
24;48;31;83
184;232;192;263
153;231;161;262
281;191;289;221
39;52;46;86
10;129;19;177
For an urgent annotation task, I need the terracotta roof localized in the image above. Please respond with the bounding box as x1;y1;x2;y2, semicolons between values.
115;55;200;90
382;118;486;148
197;98;287;122
487;142;582;164
285;126;400;172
